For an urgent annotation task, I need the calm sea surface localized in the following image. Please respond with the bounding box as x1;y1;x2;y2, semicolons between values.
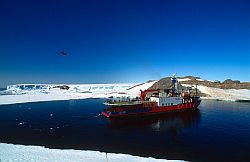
0;99;249;162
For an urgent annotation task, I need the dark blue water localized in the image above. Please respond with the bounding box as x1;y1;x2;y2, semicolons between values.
0;99;249;162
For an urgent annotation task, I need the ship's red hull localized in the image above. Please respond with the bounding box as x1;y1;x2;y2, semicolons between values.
102;100;200;119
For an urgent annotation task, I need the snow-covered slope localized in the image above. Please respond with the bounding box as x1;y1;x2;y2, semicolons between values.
127;81;157;97
0;143;184;162
181;84;250;101
177;77;250;101
177;78;191;82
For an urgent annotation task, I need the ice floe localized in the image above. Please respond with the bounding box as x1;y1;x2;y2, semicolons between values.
0;143;184;162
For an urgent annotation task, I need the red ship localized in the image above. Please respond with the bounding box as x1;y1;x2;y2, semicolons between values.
102;74;201;119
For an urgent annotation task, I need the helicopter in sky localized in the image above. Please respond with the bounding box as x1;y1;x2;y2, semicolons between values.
58;51;68;56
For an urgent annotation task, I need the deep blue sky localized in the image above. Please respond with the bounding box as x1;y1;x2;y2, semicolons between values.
0;0;249;87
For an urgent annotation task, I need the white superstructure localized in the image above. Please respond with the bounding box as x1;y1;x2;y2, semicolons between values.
150;96;182;106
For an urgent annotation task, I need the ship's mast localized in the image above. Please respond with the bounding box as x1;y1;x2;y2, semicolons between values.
171;73;178;94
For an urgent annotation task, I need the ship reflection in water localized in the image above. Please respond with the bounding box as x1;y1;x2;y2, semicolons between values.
107;109;201;135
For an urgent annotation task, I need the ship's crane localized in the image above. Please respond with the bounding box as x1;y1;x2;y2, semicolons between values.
140;89;159;101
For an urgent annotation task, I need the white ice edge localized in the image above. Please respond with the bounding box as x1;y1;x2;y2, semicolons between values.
0;143;185;162
0;82;157;105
